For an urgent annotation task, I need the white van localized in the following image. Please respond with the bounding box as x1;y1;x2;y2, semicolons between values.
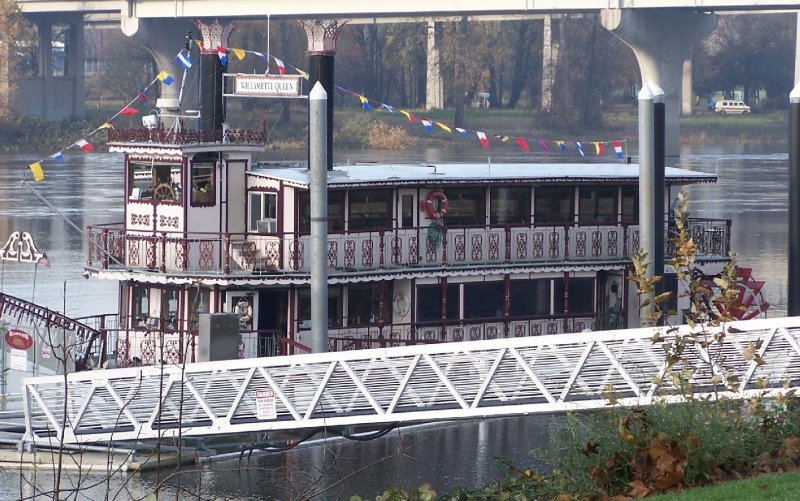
714;100;751;115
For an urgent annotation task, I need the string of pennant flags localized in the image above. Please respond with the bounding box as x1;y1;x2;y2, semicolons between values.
25;41;627;183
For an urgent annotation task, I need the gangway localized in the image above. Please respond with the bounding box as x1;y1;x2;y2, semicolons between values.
22;316;800;446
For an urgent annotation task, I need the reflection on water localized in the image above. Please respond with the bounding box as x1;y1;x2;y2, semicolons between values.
0;141;791;497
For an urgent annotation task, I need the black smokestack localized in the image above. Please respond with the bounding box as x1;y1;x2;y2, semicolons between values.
200;53;225;133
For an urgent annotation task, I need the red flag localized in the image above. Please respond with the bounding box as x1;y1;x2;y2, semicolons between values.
515;137;530;153
76;139;94;152
477;131;489;149
120;107;139;116
595;142;605;156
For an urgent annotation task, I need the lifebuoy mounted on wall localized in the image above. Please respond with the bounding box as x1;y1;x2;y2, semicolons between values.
420;189;448;220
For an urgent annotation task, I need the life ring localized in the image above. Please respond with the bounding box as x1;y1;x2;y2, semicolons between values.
392;292;410;317
421;190;448;220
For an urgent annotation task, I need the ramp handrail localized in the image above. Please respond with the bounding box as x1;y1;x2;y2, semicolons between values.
22;316;800;445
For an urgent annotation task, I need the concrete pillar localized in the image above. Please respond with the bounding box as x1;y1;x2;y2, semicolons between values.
121;17;198;116
795;13;800;85
425;19;443;110
67;14;86;120
541;15;559;112
37;17;54;120
601;8;717;156
681;57;693;116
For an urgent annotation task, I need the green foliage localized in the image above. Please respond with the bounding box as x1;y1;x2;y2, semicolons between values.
0;115;101;152
334;114;417;150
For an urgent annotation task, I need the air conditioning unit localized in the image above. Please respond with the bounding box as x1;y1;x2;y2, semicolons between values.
257;218;277;233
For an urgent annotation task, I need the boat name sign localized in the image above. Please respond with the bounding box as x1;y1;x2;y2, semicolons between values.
229;74;303;98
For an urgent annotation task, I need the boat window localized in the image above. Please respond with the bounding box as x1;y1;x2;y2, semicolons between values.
510;280;551;317
416;284;460;322
189;288;211;332
162;289;179;330
401;194;414;227
444;188;486;226
131;286;149;327
297;287;343;329
464;281;503;319
298;191;345;233
347;283;391;326
554;277;595;315
248;192;277;233
348;190;392;232
490;187;531;225
128;161;182;203
534;186;574;225
621;186;638;223
190;159;215;206
579;186;617;224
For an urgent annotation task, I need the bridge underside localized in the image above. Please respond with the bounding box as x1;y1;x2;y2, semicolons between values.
23;316;800;446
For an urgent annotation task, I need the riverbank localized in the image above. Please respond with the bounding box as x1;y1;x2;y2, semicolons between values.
0;106;788;153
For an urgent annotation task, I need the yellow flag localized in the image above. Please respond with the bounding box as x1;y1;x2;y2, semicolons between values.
297;69;309;79
29;162;44;182
232;48;246;60
98;123;113;130
435;122;452;134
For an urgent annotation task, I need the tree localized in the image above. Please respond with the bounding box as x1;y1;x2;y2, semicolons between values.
0;0;35;117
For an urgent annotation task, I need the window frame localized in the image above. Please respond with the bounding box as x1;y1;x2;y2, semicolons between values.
190;157;216;207
127;159;183;204
248;191;278;233
490;186;531;225
534;186;575;225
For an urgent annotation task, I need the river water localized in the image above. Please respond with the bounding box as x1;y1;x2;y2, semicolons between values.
0;141;790;499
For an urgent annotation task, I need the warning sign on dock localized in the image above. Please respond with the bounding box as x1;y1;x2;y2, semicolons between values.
255;389;277;420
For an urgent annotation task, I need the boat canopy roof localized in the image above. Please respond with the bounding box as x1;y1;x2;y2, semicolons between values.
250;162;716;188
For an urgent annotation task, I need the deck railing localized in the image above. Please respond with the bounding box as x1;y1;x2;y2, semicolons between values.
86;218;730;277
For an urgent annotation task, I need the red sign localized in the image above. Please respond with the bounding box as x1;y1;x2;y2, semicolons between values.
4;329;33;350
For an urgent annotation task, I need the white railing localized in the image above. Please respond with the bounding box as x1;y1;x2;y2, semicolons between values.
23;316;800;446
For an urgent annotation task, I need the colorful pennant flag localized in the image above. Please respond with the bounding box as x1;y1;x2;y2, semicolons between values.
456;128;470;138
613;140;624;159
232;48;246;61
515;138;530;153
297;68;309;79
400;110;415;122
435;122;452;134
217;48;228;65
274;57;286;75
576;141;585;157
156;71;174;85
28;162;44;182
556;141;567;153
98;123;113;130
50;151;63;163
358;95;371;111
176;51;193;70
477;131;489;149
380;103;395;113
137;91;149;101
76;139;93;152
420;118;433;132
120;107;139;116
538;140;548;154
594;142;604;156
253;51;268;61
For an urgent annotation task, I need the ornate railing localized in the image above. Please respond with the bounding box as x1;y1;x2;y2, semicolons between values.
107;126;267;145
86;218;730;278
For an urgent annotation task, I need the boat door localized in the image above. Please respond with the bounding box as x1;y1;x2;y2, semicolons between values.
226;160;247;235
397;189;417;229
598;271;624;330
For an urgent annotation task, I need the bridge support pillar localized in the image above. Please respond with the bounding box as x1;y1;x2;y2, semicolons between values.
426;20;443;110
541;15;559;113
121;17;198;125
17;13;85;121
601;9;717;156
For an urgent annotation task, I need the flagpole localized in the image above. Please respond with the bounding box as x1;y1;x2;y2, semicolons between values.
32;261;37;304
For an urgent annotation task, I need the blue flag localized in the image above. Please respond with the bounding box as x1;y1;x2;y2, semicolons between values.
176;51;192;70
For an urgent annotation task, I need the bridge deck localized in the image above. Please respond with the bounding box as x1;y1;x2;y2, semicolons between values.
22;316;800;446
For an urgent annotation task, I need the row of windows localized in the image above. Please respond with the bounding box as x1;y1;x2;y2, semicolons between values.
127;155;216;206
285;186;641;234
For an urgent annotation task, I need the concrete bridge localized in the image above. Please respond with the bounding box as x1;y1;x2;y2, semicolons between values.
11;0;800;155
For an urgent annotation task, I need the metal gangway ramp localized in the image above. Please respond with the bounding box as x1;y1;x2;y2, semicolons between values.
22;317;800;445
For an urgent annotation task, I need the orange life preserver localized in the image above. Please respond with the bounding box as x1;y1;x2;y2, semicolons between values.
421;190;448;220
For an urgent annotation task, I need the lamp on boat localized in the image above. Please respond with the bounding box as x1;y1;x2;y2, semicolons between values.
142;113;159;130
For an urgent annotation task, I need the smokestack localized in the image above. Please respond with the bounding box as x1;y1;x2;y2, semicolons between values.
195;20;235;134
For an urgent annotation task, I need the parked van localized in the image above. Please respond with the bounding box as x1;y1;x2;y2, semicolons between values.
714;100;751;115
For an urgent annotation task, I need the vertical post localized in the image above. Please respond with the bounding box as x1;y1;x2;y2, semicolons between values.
300;20;344;171
426;19;443;110
789;83;800;315
310;81;329;353
651;82;666;308
638;83;655;326
195;20;234;134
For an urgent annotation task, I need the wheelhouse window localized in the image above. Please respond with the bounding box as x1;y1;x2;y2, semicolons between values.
417;283;460;322
491;187;530;225
190;156;216;206
621;186;639;224
579;186;617;224
132;286;149;327
128;161;182;202
347;283;391;326
348;190;392;232
510;280;551;317
248;192;277;233
534;186;574;224
298;191;345;233
554;277;595;315
464;281;503;319
444;188;486;226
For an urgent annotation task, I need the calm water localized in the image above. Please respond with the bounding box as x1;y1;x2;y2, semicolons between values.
0;142;791;499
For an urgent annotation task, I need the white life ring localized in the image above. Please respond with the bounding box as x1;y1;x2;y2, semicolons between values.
392;292;410;317
234;297;253;327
